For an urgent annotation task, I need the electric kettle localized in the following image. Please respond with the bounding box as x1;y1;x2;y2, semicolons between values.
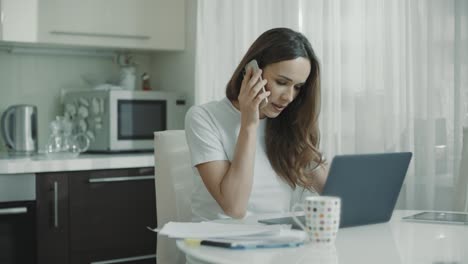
1;105;38;153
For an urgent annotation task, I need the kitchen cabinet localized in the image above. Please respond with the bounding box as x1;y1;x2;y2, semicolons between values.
37;0;185;50
0;0;37;42
0;174;37;264
36;167;157;264
0;0;185;50
36;172;70;264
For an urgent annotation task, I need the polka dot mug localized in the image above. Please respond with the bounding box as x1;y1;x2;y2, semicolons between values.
292;196;341;244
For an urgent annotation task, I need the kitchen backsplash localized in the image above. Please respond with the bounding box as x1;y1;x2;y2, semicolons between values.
0;49;152;152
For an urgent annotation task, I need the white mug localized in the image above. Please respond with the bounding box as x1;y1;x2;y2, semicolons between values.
292;196;341;244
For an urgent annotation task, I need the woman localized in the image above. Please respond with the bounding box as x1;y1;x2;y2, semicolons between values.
185;28;327;221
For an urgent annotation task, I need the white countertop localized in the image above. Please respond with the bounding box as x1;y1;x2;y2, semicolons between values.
177;210;468;264
0;152;154;174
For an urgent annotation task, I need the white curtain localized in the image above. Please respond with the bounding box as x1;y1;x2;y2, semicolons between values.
195;0;468;211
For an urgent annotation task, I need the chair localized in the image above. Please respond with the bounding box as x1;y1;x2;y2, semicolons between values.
154;130;194;264
456;127;468;211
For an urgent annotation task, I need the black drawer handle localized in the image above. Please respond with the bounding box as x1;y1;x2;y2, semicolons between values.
88;176;154;183
0;207;27;215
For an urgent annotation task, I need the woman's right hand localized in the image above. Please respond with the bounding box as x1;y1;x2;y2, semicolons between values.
238;67;270;129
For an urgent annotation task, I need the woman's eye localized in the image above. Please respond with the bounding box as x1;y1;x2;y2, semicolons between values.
294;85;303;90
276;80;288;86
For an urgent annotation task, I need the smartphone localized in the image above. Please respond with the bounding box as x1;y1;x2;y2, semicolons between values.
245;59;268;108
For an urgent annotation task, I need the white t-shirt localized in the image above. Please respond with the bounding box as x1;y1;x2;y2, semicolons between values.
185;97;315;221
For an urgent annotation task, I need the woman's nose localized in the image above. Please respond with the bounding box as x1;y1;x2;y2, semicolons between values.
281;86;295;103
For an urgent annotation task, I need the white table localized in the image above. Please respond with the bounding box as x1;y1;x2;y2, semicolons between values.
177;210;468;264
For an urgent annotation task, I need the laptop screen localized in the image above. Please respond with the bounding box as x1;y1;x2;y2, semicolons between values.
259;152;412;228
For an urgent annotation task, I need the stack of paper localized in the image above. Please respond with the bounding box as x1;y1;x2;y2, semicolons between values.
153;222;306;249
157;222;284;238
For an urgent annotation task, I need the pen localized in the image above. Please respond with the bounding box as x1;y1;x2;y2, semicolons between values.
187;238;243;249
185;238;243;249
184;238;304;250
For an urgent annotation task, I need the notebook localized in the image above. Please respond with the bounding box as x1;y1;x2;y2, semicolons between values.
259;152;413;228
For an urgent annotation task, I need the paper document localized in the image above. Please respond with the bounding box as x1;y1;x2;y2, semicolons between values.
184;229;306;249
155;221;286;239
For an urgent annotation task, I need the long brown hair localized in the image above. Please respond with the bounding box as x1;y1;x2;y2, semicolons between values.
226;28;324;191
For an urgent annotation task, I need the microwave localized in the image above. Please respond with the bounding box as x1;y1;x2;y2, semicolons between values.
63;90;187;152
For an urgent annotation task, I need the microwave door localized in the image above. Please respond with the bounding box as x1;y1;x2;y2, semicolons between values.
111;99;166;151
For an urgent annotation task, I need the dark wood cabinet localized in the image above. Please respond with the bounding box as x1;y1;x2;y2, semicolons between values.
37;167;157;264
36;172;70;264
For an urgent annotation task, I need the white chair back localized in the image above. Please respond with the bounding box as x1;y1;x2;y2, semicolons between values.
154;130;193;264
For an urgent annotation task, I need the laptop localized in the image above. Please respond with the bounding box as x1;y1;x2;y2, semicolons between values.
259;152;413;228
